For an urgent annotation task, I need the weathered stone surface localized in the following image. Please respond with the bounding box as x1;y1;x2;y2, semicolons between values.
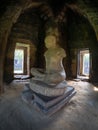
22;83;76;116
33;86;74;108
30;79;69;96
0;5;22;93
34;90;76;116
1;81;98;130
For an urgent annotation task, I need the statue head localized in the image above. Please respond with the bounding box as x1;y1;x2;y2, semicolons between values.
44;35;57;49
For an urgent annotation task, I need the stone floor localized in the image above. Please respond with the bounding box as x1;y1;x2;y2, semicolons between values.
0;80;98;130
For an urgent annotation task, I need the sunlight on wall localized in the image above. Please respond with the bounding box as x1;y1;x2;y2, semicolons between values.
94;87;98;91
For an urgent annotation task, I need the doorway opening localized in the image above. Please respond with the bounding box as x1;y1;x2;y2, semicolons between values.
77;49;90;79
14;49;24;74
14;43;30;79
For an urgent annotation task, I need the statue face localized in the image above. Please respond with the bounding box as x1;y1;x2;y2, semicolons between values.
44;35;57;48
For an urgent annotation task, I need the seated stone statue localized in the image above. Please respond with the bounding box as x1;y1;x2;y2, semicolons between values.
31;35;66;85
22;31;76;114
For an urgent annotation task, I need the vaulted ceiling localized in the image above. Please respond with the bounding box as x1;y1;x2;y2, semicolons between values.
0;0;98;38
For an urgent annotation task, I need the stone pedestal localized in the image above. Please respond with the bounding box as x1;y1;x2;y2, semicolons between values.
22;83;76;116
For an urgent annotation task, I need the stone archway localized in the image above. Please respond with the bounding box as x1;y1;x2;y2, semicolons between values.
0;1;42;93
0;6;22;93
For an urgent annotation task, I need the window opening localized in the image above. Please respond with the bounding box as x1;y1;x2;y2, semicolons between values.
14;43;30;77
77;49;90;79
14;49;24;74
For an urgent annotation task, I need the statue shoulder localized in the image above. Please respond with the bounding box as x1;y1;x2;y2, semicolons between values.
57;47;66;57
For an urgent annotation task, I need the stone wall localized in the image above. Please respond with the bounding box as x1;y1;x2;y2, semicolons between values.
0;5;22;93
77;0;98;39
67;8;98;81
0;0;42;93
3;11;42;83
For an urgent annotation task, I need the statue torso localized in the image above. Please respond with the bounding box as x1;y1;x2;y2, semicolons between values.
44;47;66;73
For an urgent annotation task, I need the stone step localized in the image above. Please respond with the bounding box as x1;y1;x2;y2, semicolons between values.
33;86;74;109
33;90;76;116
22;83;76;116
